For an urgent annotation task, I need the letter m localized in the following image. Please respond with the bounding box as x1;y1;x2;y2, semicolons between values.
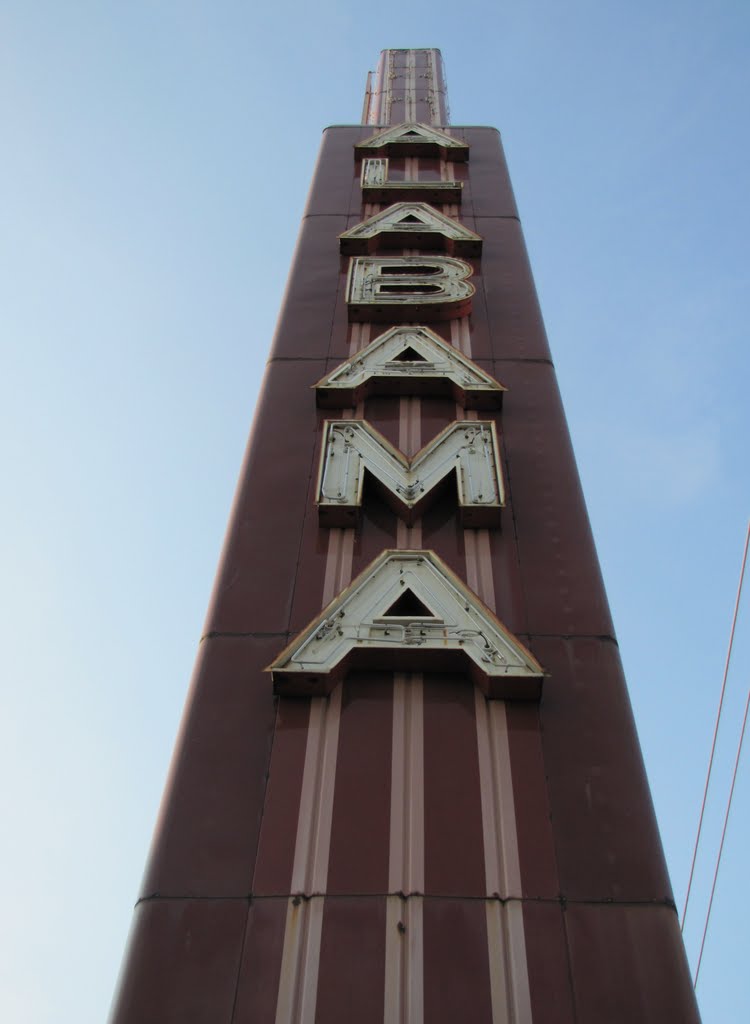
316;420;504;527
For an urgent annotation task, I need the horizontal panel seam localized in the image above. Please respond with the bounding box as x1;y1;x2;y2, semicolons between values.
134;893;677;911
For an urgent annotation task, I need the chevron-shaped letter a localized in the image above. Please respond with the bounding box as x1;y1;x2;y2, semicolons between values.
268;549;544;699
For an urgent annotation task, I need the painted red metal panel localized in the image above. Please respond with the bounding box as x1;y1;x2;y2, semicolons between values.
326;675;393;894
521;901;577;1023
305;127;372;218
203;359;326;636
423;675;486;896
253;699;310;896
285;509;331;634
419;395;459;441
139;636;277;898
284;421;333;634
459;127;520;219
533;635;672;901
420;489;466;580
349;498;400;580
499;359;616;638
232;898;288;1024
361;394;401;449
506;703;560;897
462;270;494;362
109;898;247;1024
315;898;387;1023
328;242;363;365
422;898;494;1023
487;523;530;637
407;157;444;182
476;217;554;363
381;155;407;181
267;215;349;362
564;903;700;1023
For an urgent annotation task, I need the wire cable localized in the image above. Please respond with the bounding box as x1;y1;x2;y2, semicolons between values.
681;519;750;933
694;662;750;987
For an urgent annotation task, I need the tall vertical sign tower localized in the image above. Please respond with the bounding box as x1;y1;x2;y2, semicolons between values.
111;50;701;1023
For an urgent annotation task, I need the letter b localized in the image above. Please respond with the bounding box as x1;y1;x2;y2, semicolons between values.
346;256;474;322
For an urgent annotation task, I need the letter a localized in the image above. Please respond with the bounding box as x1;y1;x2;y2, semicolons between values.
268;549;544;700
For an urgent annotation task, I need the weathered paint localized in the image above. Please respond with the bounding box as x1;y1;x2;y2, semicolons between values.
110;48;701;1024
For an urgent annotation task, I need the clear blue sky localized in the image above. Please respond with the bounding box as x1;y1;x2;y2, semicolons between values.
1;3;748;1021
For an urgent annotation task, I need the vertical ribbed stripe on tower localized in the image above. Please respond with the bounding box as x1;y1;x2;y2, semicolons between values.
366;48;448;126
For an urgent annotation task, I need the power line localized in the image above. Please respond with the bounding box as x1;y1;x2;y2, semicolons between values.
694;657;750;987
681;519;750;935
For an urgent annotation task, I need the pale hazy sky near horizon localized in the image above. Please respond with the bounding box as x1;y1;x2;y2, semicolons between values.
1;2;748;1021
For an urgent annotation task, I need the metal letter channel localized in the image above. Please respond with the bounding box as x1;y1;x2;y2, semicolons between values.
316;419;504;527
346;255;474;322
361;159;462;204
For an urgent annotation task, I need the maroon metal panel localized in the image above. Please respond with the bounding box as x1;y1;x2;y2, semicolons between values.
457;127;520;219
499;359;616;638
476;217;554;363
461;275;494;361
522;901;576;1024
423;675;486;897
419;395;460;441
232;898;288;1024
487;523;529;638
315;898;387;1023
284;423;332;634
564;903;700;1023
349;499;400;582
361;395;401;449
253;699;310;896
109;898;247;1024
326;675;393;894
420;489;466;581
328;228;365;364
533;635;672;900
381;155;407;181
267;216;348;363
139;636;276;898
203;358;326;636
506;703;559;897
305;127;372;218
423;898;494;1023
